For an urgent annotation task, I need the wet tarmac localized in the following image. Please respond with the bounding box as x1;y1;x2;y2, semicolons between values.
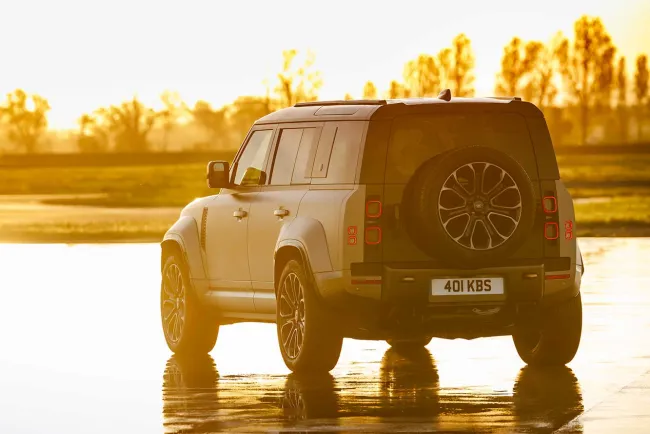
1;238;649;433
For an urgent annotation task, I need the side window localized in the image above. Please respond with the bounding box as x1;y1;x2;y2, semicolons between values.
233;130;274;186
269;127;321;186
292;128;319;184
311;124;337;178
270;129;303;185
312;122;365;185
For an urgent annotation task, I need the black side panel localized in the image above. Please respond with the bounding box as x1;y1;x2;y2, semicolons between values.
380;113;544;264
526;117;560;180
359;113;550;266
383;184;427;263
359;120;391;184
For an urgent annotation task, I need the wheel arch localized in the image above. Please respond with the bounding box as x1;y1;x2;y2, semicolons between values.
274;217;333;293
161;238;183;267
274;243;308;294
161;216;206;280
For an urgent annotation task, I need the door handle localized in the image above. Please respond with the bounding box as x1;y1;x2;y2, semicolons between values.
274;209;289;217
233;209;248;219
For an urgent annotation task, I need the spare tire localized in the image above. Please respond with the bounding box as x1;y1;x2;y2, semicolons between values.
402;146;536;267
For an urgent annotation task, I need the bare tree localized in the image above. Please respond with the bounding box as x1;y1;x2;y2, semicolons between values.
527;36;564;110
595;43;617;113
616;56;629;143
275;49;323;108
634;54;649;140
191;100;227;150
228;96;273;147
557;16;616;144
77;113;109;153
440;34;475;97
391;35;475;101
437;48;452;92
362;81;378;99
158;91;185;151
0;89;50;153
495;37;533;97
387;80;409;99
101;97;158;152
402;54;439;97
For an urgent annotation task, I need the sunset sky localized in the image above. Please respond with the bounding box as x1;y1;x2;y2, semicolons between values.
1;0;649;130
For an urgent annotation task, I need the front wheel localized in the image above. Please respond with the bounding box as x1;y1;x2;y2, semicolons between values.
276;259;343;373
513;293;582;366
161;252;219;355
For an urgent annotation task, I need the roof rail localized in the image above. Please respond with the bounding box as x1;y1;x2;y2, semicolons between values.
294;99;387;107
487;96;522;101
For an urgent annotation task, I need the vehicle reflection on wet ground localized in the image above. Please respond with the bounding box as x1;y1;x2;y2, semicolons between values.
1;238;649;433
163;349;582;433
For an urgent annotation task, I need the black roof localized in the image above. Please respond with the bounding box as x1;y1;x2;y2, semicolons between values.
255;97;541;125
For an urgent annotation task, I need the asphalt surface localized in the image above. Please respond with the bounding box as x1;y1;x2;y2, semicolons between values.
1;238;649;433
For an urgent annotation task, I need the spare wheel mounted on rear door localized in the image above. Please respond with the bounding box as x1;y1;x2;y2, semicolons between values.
402;146;537;267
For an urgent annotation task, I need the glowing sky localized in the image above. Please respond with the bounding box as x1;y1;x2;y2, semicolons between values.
1;0;649;129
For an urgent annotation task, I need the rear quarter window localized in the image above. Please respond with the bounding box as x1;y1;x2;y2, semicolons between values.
311;121;365;185
386;113;539;183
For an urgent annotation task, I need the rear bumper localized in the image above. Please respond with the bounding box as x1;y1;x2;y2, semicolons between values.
312;262;581;339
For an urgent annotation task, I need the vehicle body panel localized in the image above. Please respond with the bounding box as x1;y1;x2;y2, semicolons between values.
205;189;257;312
249;187;308;313
162;97;582;340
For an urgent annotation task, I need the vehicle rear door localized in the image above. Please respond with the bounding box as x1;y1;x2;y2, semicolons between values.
380;111;544;263
248;124;322;313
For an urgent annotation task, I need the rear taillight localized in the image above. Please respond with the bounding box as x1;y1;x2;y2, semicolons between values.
542;196;557;213
544;222;559;240
366;200;382;218
545;273;571;280
542;195;559;241
365;226;382;245
365;199;383;245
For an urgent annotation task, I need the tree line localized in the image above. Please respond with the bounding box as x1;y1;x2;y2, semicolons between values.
0;15;648;153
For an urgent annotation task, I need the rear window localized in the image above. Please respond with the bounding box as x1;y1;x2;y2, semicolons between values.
386;113;539;183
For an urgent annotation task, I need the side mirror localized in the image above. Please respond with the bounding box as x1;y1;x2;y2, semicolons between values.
207;161;230;188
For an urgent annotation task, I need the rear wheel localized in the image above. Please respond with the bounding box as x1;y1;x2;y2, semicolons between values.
161;252;219;355
386;336;432;350
513;293;582;366
276;259;343;373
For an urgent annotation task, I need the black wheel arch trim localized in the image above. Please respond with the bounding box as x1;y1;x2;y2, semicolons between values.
162;216;207;281
274;240;317;294
273;239;314;284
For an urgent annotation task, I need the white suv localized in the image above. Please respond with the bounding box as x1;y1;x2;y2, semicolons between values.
160;92;584;372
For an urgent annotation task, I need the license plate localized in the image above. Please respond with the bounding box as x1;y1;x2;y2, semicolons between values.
431;277;504;296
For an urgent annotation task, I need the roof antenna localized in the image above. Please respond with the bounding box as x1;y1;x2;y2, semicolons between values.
438;89;451;101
